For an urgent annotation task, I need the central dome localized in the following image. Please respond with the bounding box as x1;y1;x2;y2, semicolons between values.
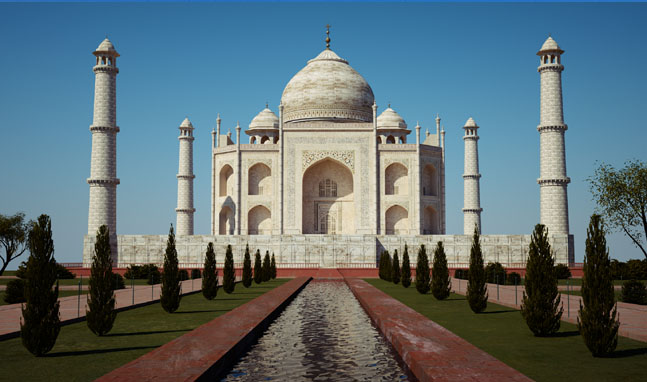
281;49;375;123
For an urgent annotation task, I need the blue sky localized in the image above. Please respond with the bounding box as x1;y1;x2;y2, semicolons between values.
1;2;646;265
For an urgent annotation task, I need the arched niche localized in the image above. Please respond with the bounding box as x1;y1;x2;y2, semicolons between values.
422;164;438;197
385;162;408;195
219;165;234;197
248;163;271;195
219;206;235;235
385;205;409;235
423;205;439;234
248;205;271;235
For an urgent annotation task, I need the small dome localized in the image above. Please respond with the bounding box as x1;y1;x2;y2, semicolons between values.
377;107;407;129
537;36;563;55
95;38;119;56
464;117;478;128
180;117;193;129
281;49;375;123
249;107;279;129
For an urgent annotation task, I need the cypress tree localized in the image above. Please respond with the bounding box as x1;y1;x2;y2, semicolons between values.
391;249;401;284
467;226;488;313
379;251;385;280
431;241;451;300
384;251;392;282
222;244;236;294
270;253;277;279
202;242;219;300
262;251;271;282
21;214;60;356
401;244;411;288
415;244;431;294
253;249;262;284
521;224;563;336
242;244;252;288
578;215;619;356
161;225;181;313
86;225;117;335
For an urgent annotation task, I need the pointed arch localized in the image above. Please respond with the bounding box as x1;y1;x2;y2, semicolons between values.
385;205;409;235
385;162;408;195
248;163;271;195
219;164;234;197
248;205;271;235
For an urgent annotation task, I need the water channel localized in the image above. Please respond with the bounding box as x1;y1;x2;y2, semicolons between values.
221;281;412;381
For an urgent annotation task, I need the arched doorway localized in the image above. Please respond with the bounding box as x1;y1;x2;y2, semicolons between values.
248;205;271;235
219;206;235;235
248;163;271;195
422;164;438;197
302;158;354;234
385;163;408;195
423;206;439;234
219;165;234;197
385;205;409;234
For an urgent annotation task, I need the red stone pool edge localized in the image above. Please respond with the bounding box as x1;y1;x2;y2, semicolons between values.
96;277;311;382
345;278;532;382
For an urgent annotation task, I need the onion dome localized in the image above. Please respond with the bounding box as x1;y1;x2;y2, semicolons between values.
464;117;478;128
377;107;407;129
280;49;375;123
249;107;279;130
537;36;564;55
180;117;194;129
94;38;119;56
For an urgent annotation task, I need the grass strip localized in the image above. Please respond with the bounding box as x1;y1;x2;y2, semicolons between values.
0;279;287;381
366;279;647;382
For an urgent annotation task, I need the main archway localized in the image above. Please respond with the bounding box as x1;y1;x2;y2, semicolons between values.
302;158;354;234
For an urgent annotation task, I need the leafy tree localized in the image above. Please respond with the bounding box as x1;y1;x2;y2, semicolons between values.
160;225;181;313
21;214;60;356
415;245;430;294
431;241;451;300
191;269;201;279
401;244;411;288
521;224;562;336
262;251;271;282
588;160;647;259
202;242;218;300
467;226;488;313
253;249;262;284
0;212;29;276
86;225;117;336
270;253;277;279
554;264;572;280
222;244;236;293
578;215;620;356
485;262;506;284
391;249;400;284
621;280;647;304
242;244;252;288
4;278;25;304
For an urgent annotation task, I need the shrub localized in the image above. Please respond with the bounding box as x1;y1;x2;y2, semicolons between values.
270;253;277;279
554;263;572;280
86;225;117;336
21;214;60;356
415;245;430;294
391;250;400;285
4;278;25;304
485;262;506;285
621;280;647;305
609;259;627;280
15;261;27;279
191;269;201;279
242;245;252;287
626;259;647;280
160;225;181;313
124;264;161;284
401;244;411;288
454;269;469;280
506;272;522;286
222;245;236;294
178;269;189;281
467;226;488;313
262;251;271;282
112;273;125;290
578;214;619;356
254;249;262;284
55;263;75;279
202;242;218;300
521;224;562;336
431;241;451;300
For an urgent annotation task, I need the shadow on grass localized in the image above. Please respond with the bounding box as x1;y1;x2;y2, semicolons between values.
174;309;231;314
481;309;518;314
444;297;466;301
547;330;580;338
607;347;647;358
46;345;157;357
105;329;191;337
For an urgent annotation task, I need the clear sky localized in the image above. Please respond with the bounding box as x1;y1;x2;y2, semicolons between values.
1;2;646;266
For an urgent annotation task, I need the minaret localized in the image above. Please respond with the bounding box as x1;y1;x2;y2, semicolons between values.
537;36;570;235
463;117;482;234
176;118;196;235
87;38;120;254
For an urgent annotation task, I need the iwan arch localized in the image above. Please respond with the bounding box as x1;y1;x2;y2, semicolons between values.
82;33;574;268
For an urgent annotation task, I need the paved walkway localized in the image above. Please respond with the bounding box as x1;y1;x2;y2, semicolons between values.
0;278;212;339
451;278;647;343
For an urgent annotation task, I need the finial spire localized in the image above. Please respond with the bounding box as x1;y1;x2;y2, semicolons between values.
325;24;331;49
265;101;268;109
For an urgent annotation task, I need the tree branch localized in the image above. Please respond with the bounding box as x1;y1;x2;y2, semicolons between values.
621;224;647;259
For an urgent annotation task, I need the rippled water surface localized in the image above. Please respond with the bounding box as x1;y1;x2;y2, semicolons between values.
221;281;410;381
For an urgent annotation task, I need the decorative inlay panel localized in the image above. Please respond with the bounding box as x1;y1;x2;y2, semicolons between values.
302;150;355;173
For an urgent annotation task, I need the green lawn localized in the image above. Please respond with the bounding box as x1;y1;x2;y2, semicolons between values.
0;279;287;381
366;279;647;382
1;290;89;306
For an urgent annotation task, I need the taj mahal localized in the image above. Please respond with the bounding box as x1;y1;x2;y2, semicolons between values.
82;31;574;267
